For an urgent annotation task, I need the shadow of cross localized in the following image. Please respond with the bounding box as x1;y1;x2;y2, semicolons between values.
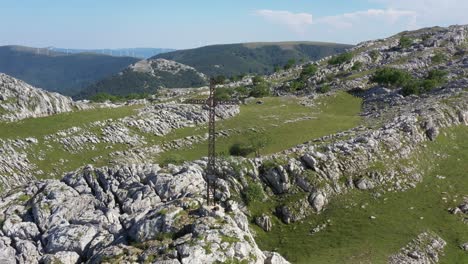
183;78;239;205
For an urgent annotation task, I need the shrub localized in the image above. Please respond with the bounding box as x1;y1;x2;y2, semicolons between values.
215;88;234;100
235;86;249;97
289;80;306;92
421;79;439;92
328;52;353;65
229;143;254;157
431;52;446;64
399;36;413;49
427;69;448;81
371;67;413;88
90;92;120;103
351;61;363;71
370;50;380;62
249;134;271;157
317;84;331;94
284;59;296;70
250;82;270;98
252;76;265;86
401;79;421;96
301;64;318;76
243;182;265;205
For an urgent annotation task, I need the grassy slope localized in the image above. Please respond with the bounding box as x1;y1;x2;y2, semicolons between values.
251;126;468;264
156;92;362;163
0;106;139;139
0;105;140;177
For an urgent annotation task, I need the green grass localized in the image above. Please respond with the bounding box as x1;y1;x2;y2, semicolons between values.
252;126;468;264
0;105;140;139
157;92;362;162
0;105;141;178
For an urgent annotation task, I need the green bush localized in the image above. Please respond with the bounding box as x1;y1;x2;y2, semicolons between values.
401;79;421;96
90;93;120;103
250;82;270;98
328;52;353;65
427;69;448;81
243;182;265;205
431;52;446;64
351;61;363;71
229;143;254;157
399;69;447;96
399;36;413;49
371;67;413;87
252;76;265;86
235;86;249;97
249;134;271;157
301;64;318;76
215;88;234;100
317;84;331;94
284;59;296;70
289;80;306;92
370;50;380;62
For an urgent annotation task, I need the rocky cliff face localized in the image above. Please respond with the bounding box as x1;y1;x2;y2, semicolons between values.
0;73;85;121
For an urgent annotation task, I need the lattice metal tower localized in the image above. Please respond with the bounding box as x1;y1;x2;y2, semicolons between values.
184;78;239;205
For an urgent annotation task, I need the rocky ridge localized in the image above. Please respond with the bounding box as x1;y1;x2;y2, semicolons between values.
129;59;207;82
0;73;87;121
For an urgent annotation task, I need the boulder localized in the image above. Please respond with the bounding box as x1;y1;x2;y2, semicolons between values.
255;214;272;232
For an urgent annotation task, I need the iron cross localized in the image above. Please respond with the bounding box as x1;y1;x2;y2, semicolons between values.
184;78;239;205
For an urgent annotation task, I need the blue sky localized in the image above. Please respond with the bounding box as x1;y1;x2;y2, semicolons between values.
1;0;467;49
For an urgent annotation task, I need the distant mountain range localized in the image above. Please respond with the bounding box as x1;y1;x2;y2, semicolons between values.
78;41;352;98
50;47;175;59
152;41;353;77
0;45;140;96
0;42;352;99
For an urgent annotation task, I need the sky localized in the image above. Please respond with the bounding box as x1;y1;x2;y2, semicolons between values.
1;0;468;50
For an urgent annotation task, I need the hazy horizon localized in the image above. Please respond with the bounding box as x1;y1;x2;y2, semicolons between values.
2;0;468;49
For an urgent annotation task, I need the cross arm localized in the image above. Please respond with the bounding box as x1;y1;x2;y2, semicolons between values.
216;100;240;105
183;99;207;105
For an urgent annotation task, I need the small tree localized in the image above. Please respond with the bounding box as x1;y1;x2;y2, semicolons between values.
250;82;270;98
249;134;271;157
243;182;265;205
